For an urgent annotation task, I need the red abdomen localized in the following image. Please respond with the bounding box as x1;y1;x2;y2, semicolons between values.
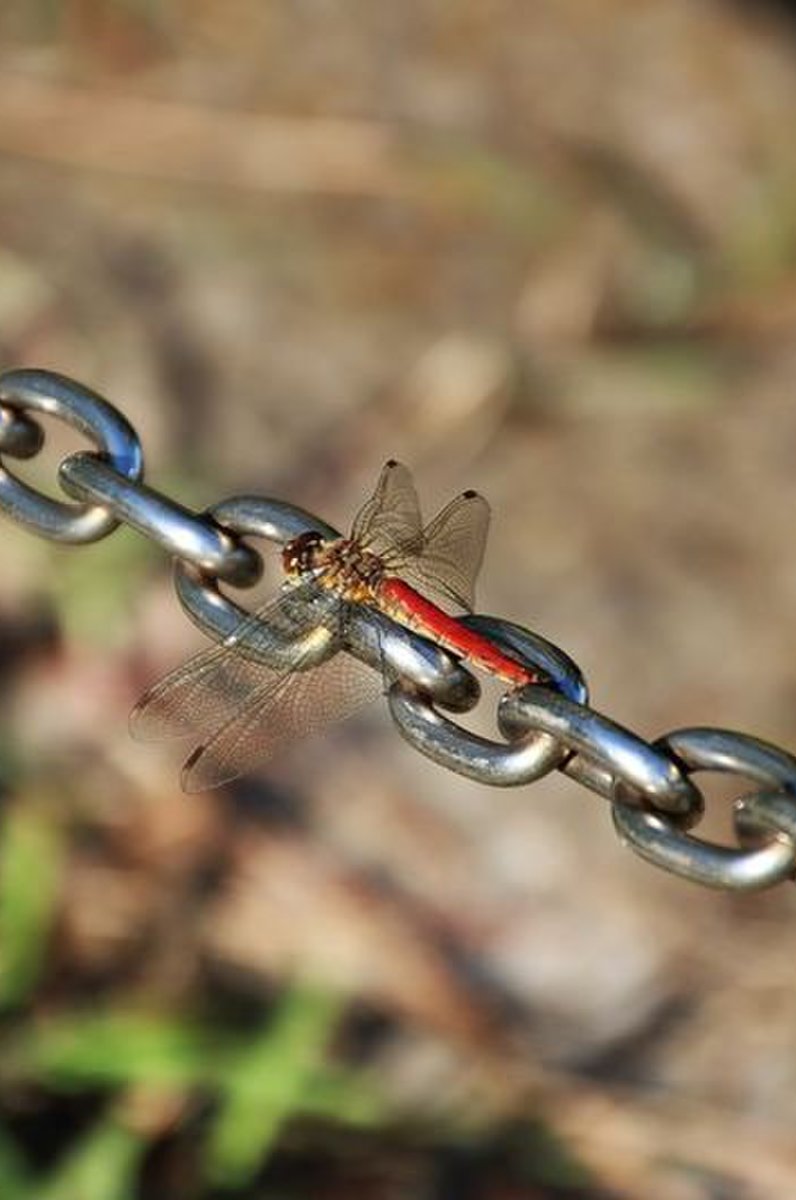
377;577;536;688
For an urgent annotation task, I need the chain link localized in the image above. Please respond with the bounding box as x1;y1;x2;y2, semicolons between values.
1;369;795;891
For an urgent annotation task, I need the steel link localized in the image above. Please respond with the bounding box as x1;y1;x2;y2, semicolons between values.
347;609;481;714
612;729;796;888
2;368;796;891
59;452;262;587
736;790;796;851
0;405;44;459
499;689;703;820
0;369;143;542
389;684;566;786
173;495;340;661
459;615;589;705
613;807;796;890
389;620;588;786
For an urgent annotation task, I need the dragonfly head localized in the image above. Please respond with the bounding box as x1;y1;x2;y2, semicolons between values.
282;530;326;579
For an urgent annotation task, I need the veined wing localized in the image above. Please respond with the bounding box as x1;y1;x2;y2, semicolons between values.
394;488;490;612
350;459;424;560
179;646;383;792
130;581;339;744
353;460;490;612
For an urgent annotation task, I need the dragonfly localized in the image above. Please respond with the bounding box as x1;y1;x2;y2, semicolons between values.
131;460;539;791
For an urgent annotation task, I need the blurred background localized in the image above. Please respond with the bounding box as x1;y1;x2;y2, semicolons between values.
2;1;796;1197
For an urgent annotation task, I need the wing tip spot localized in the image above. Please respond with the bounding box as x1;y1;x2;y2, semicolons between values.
181;745;207;792
129;696;154;741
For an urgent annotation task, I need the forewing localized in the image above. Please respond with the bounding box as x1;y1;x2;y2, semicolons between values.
385;490;490;612
350;460;424;559
180;648;384;792
130;582;336;743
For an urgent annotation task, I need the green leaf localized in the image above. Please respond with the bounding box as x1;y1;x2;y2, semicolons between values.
37;1114;146;1200
0;1121;33;1200
5;1011;222;1090
206;985;344;1189
0;808;62;1008
301;1065;386;1128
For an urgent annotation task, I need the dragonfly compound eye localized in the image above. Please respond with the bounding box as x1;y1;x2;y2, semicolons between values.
282;530;324;576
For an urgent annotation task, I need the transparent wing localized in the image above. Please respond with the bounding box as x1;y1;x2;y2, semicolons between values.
180;648;384;792
384;489;491;612
350;460;424;559
352;461;491;612
130;582;338;743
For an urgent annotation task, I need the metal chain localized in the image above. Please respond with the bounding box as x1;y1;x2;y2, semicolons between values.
1;368;795;892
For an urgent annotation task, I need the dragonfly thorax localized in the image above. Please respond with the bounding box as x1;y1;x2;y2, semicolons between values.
319;537;385;602
282;532;385;603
